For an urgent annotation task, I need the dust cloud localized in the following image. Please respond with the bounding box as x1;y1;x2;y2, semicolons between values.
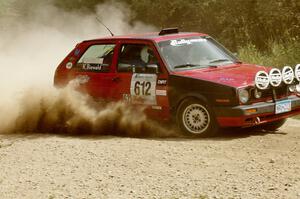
0;1;175;137
0;79;174;137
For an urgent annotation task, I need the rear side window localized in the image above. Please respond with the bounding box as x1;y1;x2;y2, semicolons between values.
76;44;115;72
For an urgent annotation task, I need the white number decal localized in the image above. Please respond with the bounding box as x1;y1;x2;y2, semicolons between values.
130;74;157;105
134;81;151;96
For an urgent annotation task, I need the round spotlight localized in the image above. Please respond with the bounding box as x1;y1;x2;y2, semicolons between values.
269;68;282;87
295;64;300;82
282;66;294;84
255;71;269;90
254;89;262;99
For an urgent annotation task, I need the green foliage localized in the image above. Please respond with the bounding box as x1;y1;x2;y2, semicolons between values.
50;0;299;52
0;0;16;17
2;0;299;55
238;39;300;67
123;0;300;52
52;0;106;12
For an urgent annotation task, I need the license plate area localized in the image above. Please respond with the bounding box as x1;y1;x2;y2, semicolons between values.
275;100;291;114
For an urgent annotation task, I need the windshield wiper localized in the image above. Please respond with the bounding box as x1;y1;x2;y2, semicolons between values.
174;64;202;69
209;58;232;64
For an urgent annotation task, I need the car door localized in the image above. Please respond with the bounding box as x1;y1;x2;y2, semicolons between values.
111;40;171;120
69;42;118;99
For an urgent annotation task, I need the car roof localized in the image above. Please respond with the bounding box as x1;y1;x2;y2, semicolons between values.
82;32;208;43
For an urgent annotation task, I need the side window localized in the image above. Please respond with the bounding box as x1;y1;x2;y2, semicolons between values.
117;44;160;73
76;44;115;72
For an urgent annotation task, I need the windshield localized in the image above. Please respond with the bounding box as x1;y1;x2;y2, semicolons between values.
158;36;238;71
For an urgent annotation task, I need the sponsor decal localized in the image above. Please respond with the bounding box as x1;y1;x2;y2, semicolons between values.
157;79;167;85
82;64;102;71
74;49;81;56
155;89;167;96
219;77;234;82
122;94;131;102
81;57;105;71
69;57;75;61
66;62;73;69
170;38;206;46
151;105;162;110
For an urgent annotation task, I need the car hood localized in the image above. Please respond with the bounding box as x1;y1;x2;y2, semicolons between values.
172;63;269;88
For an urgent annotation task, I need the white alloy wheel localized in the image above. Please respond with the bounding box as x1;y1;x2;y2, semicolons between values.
182;104;210;134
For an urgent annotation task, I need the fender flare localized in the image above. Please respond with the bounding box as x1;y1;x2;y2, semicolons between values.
171;92;212;114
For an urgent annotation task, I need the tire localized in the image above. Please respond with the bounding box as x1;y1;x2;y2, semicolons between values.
176;98;219;137
260;118;287;131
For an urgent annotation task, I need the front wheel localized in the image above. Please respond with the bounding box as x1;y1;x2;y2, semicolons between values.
176;98;219;137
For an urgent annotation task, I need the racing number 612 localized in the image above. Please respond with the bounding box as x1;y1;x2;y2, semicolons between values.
134;81;151;96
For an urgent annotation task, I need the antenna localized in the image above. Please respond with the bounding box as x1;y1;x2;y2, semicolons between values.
96;16;114;36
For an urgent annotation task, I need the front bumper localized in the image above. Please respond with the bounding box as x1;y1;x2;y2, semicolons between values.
214;95;300;127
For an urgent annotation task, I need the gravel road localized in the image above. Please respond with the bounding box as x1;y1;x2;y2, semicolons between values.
0;119;299;199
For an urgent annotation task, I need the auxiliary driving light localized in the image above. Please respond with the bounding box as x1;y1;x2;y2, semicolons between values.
288;84;296;92
255;71;269;90
295;64;300;82
282;66;294;84
254;89;262;99
269;68;282;87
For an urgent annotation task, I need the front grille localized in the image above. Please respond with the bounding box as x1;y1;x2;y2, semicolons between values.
261;85;288;99
250;85;288;103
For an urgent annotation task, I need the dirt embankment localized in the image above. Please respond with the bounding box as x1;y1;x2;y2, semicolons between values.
0;119;299;199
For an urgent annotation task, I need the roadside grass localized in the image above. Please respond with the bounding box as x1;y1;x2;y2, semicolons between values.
238;39;300;68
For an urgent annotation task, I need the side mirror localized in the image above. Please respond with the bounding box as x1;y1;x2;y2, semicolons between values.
147;64;159;73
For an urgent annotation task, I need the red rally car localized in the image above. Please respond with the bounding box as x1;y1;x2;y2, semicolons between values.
54;28;300;137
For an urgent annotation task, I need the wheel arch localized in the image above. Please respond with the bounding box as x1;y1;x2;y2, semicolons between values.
172;92;212;115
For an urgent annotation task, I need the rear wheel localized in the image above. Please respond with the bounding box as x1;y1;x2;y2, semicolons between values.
260;118;287;131
176;98;219;137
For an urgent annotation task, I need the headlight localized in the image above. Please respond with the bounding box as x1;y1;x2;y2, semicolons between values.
238;89;250;104
288;84;296;92
254;89;262;98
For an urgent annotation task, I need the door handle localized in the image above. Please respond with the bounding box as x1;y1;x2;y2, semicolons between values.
112;76;121;82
